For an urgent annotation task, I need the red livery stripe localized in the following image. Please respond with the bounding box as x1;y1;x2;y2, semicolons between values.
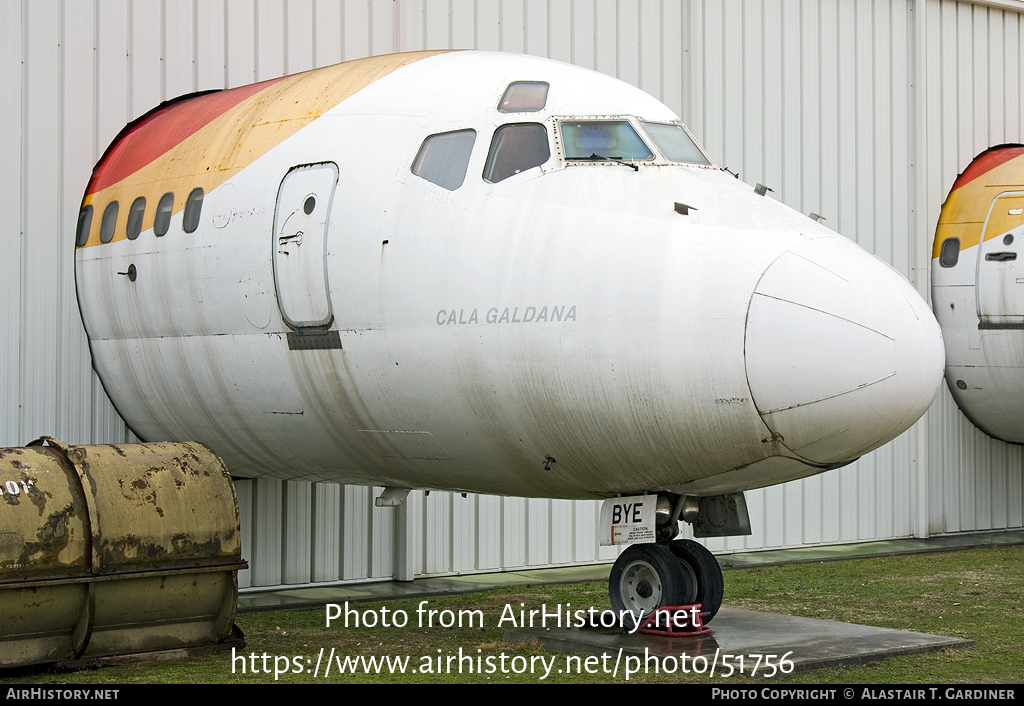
950;145;1024;193
86;75;288;195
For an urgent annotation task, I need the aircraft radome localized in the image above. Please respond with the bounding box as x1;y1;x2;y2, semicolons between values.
75;50;945;622
932;144;1024;445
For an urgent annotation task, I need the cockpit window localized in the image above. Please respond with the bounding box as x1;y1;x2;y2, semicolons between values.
560;121;653;161
411;129;477;190
483;123;550;183
641;122;711;165
497;81;549;113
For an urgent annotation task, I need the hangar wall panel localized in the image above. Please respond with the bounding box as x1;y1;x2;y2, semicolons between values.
3;0;1024;590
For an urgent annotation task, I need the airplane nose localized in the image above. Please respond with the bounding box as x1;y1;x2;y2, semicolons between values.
744;236;945;465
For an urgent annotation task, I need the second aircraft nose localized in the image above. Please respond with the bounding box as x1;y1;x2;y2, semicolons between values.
744;236;945;465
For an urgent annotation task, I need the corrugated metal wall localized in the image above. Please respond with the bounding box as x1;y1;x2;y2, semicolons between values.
3;0;1023;589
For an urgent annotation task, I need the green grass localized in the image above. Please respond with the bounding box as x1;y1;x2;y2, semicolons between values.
3;545;1022;684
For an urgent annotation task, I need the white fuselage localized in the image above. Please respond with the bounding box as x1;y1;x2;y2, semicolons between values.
76;52;944;499
931;147;1024;443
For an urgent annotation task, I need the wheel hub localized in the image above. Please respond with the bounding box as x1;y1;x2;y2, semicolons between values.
619;560;663;615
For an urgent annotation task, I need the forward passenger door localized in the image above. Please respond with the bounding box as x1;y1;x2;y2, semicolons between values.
977;191;1024;327
272;162;338;328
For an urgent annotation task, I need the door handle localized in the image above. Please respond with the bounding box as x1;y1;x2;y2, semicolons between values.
985;251;1017;261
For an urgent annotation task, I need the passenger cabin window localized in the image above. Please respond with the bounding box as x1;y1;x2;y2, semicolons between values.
126;197;146;240
99;201;119;244
560;120;653;161
183;188;204;233
76;205;93;247
641;122;710;165
154;192;174;236
411;129;477;190
940;237;961;268
497;81;549;113
483;123;550;183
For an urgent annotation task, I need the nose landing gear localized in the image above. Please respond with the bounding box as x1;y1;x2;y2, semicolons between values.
608;539;724;625
604;492;742;626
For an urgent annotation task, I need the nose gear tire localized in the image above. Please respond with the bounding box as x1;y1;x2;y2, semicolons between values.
608;543;693;621
669;538;724;623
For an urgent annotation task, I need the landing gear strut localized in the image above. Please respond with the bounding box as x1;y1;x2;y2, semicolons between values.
608;539;724;624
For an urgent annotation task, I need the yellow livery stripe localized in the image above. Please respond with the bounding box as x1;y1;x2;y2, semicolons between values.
932;146;1024;259
80;51;445;248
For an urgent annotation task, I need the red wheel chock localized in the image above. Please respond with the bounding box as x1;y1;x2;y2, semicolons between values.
638;604;710;636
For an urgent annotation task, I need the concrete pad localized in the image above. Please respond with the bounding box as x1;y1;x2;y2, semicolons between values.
504;607;971;675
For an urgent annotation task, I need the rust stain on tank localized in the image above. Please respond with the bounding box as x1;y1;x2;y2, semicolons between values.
170;455;201;478
99;530;233;564
18;503;79;568
170;532;233;557
101;534;172;562
24;473;50;514
114;466;163;510
38;504;75;544
80;461;99;498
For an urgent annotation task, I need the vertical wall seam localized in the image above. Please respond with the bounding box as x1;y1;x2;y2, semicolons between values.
615;0;620;78
449;492;455;574
749;0;755;180
57;0;67;443
569;0;575;63
253;0;259;80
908;0;925;538
366;487;374;579
222;0;229;88
192;0;198;90
659;0;665;106
283;0;290;75
19;0;28;446
127;0;133;121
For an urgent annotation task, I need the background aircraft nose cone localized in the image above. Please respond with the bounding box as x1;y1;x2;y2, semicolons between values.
744;237;945;465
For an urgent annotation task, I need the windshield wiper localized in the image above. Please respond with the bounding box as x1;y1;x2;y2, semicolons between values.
588;153;639;171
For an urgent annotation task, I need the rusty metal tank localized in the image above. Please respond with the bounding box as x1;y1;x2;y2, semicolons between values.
0;437;245;668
